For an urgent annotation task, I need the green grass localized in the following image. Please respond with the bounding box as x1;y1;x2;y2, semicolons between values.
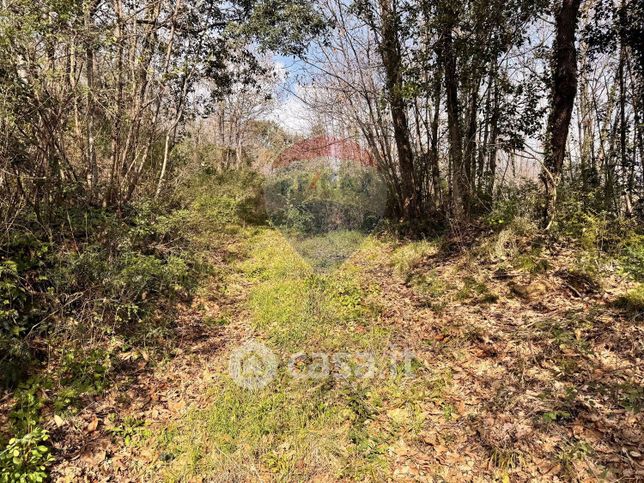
390;239;440;278
143;229;430;481
614;284;644;314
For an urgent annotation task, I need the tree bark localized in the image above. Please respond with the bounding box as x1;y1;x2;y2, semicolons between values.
464;86;479;210
543;0;582;227
430;63;442;207
443;17;466;219
84;1;98;202
378;0;418;223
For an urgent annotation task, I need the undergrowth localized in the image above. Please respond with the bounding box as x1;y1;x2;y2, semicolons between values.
2;172;641;481
0;169;265;478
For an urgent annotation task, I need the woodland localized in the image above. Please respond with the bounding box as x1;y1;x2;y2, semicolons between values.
0;0;642;480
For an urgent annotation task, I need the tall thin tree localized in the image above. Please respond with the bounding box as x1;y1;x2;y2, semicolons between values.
543;0;582;227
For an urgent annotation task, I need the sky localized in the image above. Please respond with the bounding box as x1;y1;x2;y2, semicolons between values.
264;55;313;135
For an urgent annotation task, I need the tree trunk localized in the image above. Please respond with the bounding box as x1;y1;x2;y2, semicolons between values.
487;79;499;199
543;0;582;228
443;18;466;219
464;86;479;211
430;64;442;207
378;0;418;223
84;1;98;203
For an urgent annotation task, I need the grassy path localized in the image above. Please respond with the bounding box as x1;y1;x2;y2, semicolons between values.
10;177;640;482
120;223;641;481
142;229;428;481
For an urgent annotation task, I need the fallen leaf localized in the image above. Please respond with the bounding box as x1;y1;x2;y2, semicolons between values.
168;399;186;413
53;414;65;428
82;449;106;465
434;444;447;455
420;431;438;446
94;450;107;464
87;416;99;432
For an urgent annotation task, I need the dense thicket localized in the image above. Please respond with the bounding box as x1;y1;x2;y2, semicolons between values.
0;0;323;218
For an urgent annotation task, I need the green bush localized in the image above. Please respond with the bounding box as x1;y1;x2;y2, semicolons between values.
0;334;31;388
615;284;644;314
551;195;636;254
55;349;111;411
0;260;24;334
0;428;54;483
0;235;53;388
8;377;51;434
620;234;644;282
0;192;204;390
485;182;541;230
183;169;266;228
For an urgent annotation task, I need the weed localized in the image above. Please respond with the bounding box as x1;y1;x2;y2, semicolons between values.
202;315;230;327
409;270;446;298
456;276;498;303
614;284;644;315
324;274;366;323
512;247;550;274
0;428;54;483
106;415;145;446
9;379;48;434
391;239;440;278
489;447;522;471
480;216;538;263
442;402;455;421
539;386;578;425
542;410;572;423
557;440;593;479
484;183;541;230
427;367;453;401
616;382;644;412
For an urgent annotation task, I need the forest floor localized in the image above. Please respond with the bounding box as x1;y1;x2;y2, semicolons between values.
38;214;644;482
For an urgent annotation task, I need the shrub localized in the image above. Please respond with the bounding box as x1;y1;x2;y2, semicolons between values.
0;237;53;388
485;182;541;230
264;164;386;236
9;377;50;434
552;196;634;254
480;216;538;263
183;169;266;229
0;192;205;390
0;428;54;483
620;234;644;282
